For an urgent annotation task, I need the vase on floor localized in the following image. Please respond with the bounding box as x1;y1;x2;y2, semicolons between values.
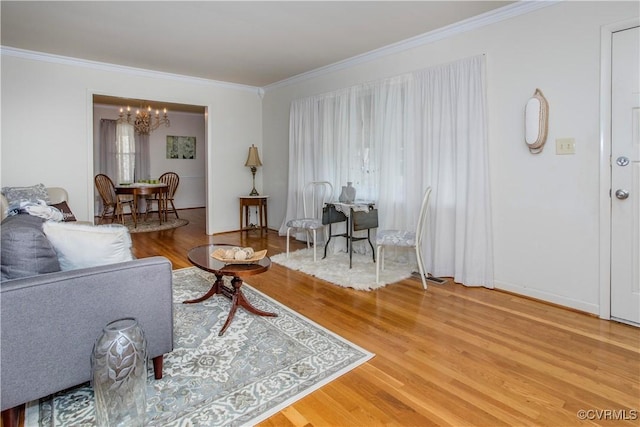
339;182;356;204
91;317;147;427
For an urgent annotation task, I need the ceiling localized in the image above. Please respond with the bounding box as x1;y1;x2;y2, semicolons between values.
2;1;514;88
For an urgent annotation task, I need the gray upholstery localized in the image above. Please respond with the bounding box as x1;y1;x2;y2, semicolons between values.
1;257;174;413
1;214;61;280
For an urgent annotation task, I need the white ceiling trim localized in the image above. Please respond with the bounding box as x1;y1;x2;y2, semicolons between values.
0;46;262;93
0;1;559;93
263;0;560;92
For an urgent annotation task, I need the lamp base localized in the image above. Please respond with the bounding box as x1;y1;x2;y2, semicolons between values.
249;167;259;196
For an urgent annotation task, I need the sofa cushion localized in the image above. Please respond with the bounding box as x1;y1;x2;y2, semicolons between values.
42;221;134;271
1;214;61;281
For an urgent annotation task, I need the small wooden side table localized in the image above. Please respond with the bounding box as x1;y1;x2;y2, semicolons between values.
239;195;269;234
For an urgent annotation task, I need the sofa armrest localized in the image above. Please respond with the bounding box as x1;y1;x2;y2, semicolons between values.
45;187;69;205
0;256;173;411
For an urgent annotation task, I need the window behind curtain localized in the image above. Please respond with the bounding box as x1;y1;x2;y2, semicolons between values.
281;55;494;288
116;122;136;183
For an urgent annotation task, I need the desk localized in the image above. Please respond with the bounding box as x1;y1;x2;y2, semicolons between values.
115;183;168;226
323;201;378;268
239;196;268;234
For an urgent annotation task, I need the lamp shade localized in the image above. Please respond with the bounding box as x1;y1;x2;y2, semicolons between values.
245;144;262;167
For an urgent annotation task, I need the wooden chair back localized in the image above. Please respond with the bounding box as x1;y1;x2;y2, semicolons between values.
159;172;179;199
94;174;117;206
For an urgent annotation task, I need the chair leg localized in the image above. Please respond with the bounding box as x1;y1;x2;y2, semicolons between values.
286;228;291;258
376;245;382;283
130;203;137;227
415;245;427;290
116;202;124;224
144;199;153;221
170;200;179;219
312;230;317;262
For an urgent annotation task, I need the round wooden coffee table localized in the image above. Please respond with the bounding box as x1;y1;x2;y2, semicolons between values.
185;244;277;336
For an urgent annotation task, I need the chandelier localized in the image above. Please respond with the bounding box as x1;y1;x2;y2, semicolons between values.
118;105;170;135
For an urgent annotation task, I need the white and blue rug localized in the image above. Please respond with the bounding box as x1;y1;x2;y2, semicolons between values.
26;267;374;426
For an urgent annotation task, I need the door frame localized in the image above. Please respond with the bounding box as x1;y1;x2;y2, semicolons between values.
86;91;213;234
598;18;640;319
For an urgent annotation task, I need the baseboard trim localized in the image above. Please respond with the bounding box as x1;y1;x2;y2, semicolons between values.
494;280;599;316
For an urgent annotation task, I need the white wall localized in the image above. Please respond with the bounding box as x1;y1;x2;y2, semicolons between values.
261;1;639;314
1;54;263;233
2;1;637;314
93;104;206;209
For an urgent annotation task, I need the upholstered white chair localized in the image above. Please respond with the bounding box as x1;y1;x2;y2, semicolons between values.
376;187;432;289
286;181;333;262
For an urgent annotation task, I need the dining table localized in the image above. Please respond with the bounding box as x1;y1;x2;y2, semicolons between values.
115;182;168;226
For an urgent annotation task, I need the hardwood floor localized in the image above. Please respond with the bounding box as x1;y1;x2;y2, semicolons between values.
135;208;638;426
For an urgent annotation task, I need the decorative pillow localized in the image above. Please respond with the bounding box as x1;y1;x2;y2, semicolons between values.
50;201;77;222
2;183;50;205
1;214;61;281
42;221;134;271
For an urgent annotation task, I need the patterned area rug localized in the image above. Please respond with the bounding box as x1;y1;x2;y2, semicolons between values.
271;248;414;291
125;217;188;233
25;267;373;426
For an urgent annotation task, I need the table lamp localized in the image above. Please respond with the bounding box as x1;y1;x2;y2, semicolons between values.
244;144;262;196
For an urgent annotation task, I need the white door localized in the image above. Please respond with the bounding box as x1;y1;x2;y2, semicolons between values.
611;26;640;324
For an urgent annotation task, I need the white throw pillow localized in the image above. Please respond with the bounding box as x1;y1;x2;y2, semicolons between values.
42;221;134;271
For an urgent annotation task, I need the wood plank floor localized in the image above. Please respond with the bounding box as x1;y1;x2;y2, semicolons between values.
130;208;639;426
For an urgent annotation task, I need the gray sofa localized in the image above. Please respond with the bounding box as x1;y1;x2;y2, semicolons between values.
0;190;174;427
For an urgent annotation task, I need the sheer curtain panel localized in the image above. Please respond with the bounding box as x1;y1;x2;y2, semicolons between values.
134;133;150;182
98;119;118;180
280;55;493;288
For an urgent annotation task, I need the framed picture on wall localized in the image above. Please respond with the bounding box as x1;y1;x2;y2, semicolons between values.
166;136;196;159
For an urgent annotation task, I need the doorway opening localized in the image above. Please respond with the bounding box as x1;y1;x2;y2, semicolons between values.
91;94;208;231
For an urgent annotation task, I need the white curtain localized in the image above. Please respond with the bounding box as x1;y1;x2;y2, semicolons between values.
279;55;493;288
134;133;150;182
98;119;118;179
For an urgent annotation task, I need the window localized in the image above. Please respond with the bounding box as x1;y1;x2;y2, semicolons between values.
116;122;136;183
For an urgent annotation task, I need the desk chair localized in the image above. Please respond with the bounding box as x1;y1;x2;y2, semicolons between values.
376;187;432;289
286;181;333;262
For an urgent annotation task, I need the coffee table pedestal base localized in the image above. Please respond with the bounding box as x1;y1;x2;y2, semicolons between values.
183;274;277;336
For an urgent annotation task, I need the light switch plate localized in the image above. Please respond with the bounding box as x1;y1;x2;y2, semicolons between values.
556;138;576;154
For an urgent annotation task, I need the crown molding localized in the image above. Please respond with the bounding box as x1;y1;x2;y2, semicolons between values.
263;0;561;92
1;1;561;94
0;46;262;94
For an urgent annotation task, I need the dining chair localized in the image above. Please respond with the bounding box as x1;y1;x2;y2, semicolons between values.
286;181;334;262
376;187;432;289
94;174;136;226
145;172;180;221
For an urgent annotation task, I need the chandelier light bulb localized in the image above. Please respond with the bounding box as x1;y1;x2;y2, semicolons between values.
118;103;170;135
